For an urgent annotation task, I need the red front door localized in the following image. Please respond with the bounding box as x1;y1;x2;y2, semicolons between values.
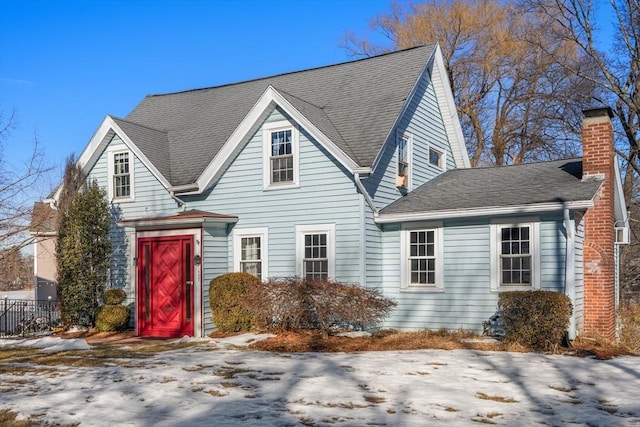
137;235;194;337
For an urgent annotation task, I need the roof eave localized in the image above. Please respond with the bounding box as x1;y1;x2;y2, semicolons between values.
117;216;238;230
375;200;595;224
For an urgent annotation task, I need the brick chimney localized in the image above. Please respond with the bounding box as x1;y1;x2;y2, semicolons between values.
581;107;616;340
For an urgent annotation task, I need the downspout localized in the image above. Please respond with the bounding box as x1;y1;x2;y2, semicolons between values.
169;191;187;212
354;172;378;216
354;172;377;290
564;207;577;339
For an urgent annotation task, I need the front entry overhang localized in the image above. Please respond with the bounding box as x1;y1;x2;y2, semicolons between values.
117;209;238;231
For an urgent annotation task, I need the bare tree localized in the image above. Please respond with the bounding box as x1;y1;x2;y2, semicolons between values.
525;0;639;204
343;0;598;166
0;110;54;261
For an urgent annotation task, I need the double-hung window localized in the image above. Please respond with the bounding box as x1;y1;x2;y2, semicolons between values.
233;228;268;280
400;224;443;290
491;220;540;290
296;224;335;280
263;120;299;189
107;147;134;201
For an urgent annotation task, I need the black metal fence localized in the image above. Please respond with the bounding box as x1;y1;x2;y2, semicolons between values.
0;298;61;338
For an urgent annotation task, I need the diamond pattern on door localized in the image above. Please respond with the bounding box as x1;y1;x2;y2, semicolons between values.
137;235;194;338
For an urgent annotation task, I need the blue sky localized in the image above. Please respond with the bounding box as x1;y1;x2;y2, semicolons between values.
0;0;616;202
0;0;391;198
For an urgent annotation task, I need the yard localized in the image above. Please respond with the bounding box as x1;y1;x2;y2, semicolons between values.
1;333;639;426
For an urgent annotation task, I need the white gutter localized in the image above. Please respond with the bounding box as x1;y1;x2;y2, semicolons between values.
354;172;378;216
376;200;594;223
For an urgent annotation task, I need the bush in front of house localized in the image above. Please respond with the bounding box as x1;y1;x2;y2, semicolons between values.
96;288;130;332
245;277;397;336
208;272;261;332
498;290;572;350
102;288;127;305
619;302;640;354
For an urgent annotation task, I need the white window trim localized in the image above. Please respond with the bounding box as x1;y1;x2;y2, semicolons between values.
295;224;336;279
400;222;444;291
428;146;446;171
396;132;413;189
233;227;269;279
490;218;541;291
107;146;135;202
263;120;300;190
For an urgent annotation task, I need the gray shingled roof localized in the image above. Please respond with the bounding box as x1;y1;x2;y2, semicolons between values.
380;159;602;216
124;45;435;186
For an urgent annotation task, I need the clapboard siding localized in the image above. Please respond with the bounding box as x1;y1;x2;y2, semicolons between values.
86;135;178;304
186;108;363;285
380;216;570;333
366;68;453;210
202;226;229;335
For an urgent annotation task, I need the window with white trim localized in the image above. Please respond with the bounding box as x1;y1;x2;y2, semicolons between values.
429;147;444;169
263;121;299;189
400;225;443;289
491;220;540;290
296;224;335;280
107;148;134;201
233;228;268;280
396;133;411;188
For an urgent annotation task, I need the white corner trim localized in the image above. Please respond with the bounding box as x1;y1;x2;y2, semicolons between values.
232;227;269;279
197;86;360;193
375;201;595;224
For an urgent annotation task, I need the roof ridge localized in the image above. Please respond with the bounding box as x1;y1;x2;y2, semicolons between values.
144;44;436;98
460;157;582;171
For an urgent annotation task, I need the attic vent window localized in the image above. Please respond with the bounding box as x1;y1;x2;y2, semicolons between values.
429;147;444;170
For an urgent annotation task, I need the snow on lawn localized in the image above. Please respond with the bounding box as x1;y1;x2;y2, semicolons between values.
0;335;639;426
2;289;34;300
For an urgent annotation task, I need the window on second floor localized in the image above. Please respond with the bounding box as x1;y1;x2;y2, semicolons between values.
429;147;445;170
396;133;411;188
263;121;299;189
107;148;134;201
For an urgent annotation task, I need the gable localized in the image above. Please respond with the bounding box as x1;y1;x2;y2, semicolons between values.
124;45;437;187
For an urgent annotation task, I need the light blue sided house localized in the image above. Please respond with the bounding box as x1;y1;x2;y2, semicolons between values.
42;44;628;339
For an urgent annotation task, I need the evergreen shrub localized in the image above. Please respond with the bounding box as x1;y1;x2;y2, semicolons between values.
499;290;572;350
102;288;127;305
208;272;261;332
95;288;130;332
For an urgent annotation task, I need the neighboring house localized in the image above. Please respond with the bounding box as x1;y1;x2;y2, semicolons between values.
29;202;58;301
32;44;628;340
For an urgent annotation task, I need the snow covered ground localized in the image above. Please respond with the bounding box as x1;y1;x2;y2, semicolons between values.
1;335;639;426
